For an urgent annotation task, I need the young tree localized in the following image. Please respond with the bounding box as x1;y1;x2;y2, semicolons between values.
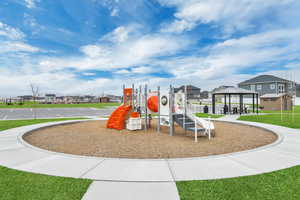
30;84;39;120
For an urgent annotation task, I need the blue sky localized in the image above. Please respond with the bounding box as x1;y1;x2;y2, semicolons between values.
0;0;300;96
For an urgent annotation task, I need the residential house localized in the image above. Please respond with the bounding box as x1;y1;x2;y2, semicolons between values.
99;97;110;103
238;75;297;96
200;91;209;99
18;95;34;101
212;86;234;103
212;85;234;93
174;85;201;101
297;84;300;97
81;95;97;103
45;94;56;104
106;95;122;103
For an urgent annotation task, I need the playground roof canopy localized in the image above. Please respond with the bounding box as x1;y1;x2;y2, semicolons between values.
213;87;258;95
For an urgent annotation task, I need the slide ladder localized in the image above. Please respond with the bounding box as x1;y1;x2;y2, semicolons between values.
106;104;132;130
174;109;214;142
174;114;205;133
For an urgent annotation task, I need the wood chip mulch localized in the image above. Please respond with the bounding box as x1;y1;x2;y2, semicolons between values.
23;120;277;159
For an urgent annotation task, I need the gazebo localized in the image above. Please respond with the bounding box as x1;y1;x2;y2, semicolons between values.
212;87;259;115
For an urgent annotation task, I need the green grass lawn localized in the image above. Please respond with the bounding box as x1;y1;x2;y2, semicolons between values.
0;118;92;199
177;165;300;200
0;118;86;131
238;114;300;129
195;113;224;118
0;166;91;200
0;102;120;109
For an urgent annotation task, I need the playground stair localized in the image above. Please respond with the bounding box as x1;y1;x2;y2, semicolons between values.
106;105;132;130
174;114;205;133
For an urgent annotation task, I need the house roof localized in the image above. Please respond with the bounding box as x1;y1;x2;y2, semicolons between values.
239;75;290;85
174;85;201;93
213;87;257;94
260;93;290;98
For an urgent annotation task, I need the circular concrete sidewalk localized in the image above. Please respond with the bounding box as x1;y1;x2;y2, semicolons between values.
0;118;300;182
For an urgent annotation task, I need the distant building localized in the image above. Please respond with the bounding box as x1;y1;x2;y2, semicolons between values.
174;85;201;101
297;84;300;97
260;93;293;111
81;95;97;103
212;86;234;102
212;85;234;93
45;94;56;103
105;95;122;103
200;91;209;99
99;97;110;103
18;95;34;101
238;75;298;96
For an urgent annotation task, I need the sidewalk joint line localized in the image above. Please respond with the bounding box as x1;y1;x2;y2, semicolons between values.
79;158;107;178
227;155;262;173
165;159;176;182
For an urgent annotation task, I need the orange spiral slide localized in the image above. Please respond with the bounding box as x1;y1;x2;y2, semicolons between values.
106;104;132;130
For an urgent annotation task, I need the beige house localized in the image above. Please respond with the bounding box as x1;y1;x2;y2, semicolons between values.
260;94;293;111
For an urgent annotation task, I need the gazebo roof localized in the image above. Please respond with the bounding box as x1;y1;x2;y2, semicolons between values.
213;87;258;95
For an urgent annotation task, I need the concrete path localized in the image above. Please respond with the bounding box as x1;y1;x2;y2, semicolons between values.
82;181;180;200
219;114;240;120
0;107;115;120
0;118;300;199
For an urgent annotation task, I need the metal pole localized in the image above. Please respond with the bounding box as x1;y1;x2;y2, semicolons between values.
139;85;142;109
239;94;242;115
256;94;259;114
194;118;197;143
169;85;174;136
281;95;283;122
224;94;227;114
184;85;187;129
145;84;148;130
212;94;215;114
252;93;255;113
229;94;231;114
157;86;161;133
132;84;134;109
122;84;125;104
208;116;211;140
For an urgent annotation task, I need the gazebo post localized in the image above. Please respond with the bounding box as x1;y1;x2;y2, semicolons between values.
229;94;231;114
239;94;243;115
212;94;216;114
252;93;255;113
256;94;259;114
224;94;227;114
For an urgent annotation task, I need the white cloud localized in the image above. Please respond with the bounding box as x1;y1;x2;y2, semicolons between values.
154;28;300;82
159;0;300;34
0;22;25;40
132;66;156;74
0;21;41;54
24;0;37;8
82;72;96;76
161;19;195;33
38;26;190;72
110;8;119;16
0;41;40;53
114;69;131;74
80;45;111;58
101;25;140;44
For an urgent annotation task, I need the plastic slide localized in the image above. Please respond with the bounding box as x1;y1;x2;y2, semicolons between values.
106;104;132;130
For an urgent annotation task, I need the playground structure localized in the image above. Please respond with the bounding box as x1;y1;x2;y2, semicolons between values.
107;85;214;142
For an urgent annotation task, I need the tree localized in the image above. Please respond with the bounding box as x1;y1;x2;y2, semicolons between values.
30;84;39;120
